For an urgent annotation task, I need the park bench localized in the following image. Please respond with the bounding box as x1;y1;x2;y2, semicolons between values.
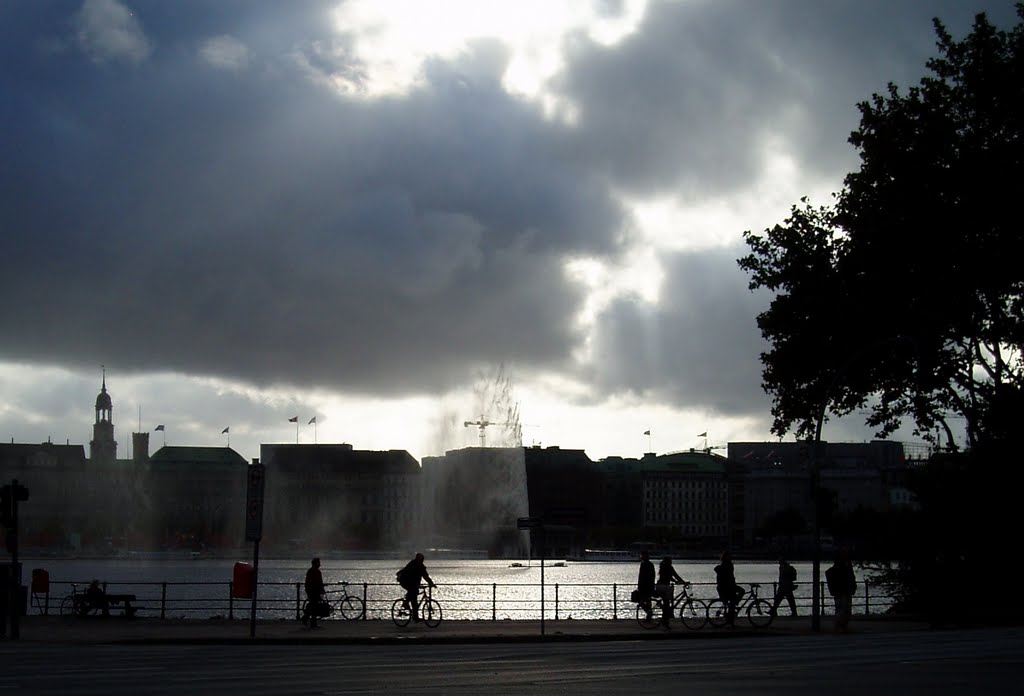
78;593;138;617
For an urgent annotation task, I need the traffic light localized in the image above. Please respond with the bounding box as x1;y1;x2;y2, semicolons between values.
0;485;12;528
0;482;29;529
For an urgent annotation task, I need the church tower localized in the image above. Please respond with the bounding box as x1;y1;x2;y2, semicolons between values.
90;367;118;464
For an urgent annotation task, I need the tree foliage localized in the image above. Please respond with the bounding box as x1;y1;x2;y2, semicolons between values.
739;6;1024;452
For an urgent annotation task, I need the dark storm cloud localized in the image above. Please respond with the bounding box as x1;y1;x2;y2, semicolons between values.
554;0;1019;198
0;1;621;396
586;247;771;417
0;0;1016;408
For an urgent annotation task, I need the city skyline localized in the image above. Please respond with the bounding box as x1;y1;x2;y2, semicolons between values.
2;1;1000;463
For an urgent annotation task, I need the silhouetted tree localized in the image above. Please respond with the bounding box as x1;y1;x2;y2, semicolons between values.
739;5;1024;454
739;7;1024;619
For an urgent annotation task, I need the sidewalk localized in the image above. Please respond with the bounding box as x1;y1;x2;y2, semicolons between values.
6;614;931;645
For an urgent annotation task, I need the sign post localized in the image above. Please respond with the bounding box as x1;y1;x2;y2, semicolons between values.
517;517;545;636
2;480;29;640
245;460;265;639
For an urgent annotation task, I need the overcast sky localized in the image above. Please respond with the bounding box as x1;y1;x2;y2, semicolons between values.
2;0;1013;463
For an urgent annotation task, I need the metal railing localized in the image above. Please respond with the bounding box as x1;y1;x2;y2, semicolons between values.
32;580;895;621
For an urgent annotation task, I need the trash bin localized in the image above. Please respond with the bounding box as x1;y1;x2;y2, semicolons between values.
31;568;49;595
232;562;253;599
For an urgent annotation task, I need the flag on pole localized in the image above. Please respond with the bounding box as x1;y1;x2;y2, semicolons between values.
643;430;650;435
154;425;165;432
698;431;707;437
222;427;230;434
308;416;316;425
288;416;298;423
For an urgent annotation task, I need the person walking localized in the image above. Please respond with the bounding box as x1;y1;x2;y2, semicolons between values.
714;550;745;626
303;557;326;629
771;558;798;616
396;552;435;622
656;557;684;628
636;550;656;622
825;547;857;633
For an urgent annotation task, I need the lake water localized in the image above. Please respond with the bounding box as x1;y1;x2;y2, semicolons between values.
23;558;889;620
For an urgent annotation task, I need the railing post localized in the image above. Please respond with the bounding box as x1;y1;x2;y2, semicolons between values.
555;584;559;620
613;583;618;620
45;591;49;616
160;582;167;620
296;582;302;620
229;581;234;620
492;583;497;621
362;583;368;620
864;582;870;615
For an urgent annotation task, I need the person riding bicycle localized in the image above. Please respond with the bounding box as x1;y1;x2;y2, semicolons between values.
397;552;435;623
303;557;326;629
714;550;745;626
636;550;656;621
657;557;685;628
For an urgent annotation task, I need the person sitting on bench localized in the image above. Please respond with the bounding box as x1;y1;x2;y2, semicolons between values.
84;579;110;616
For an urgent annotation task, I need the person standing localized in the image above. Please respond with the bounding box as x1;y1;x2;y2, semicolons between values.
825;547;857;633
397;552;435;622
656;557;684;628
636;550;656;621
771;558;798;616
714;550;745;626
303;557;325;629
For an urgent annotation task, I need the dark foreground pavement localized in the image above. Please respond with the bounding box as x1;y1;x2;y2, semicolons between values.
4;613;930;645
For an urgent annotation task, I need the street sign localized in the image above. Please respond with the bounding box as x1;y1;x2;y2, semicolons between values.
245;462;265;542
517;516;543;530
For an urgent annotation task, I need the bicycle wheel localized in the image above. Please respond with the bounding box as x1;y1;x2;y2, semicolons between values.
636;602;658;629
59;595;77;616
339;595;364;620
679;598;708;630
747;598;775;628
706;599;730;628
391;598;411;627
421;597;442;628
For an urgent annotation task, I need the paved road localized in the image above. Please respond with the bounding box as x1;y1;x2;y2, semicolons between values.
2;628;1019;694
2;622;1020;694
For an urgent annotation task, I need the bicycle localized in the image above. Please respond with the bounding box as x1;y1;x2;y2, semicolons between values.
301;581;365;623
706;583;774;628
58;583;93;617
392;585;442;628
635;581;708;630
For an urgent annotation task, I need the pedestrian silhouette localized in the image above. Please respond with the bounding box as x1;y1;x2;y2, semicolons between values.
825;547;856;633
636;550;655;621
771;558;798;616
303;558;325;629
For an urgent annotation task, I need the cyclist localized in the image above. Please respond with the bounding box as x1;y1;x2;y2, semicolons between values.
656;557;684;628
396;552;435;623
636;550;656;621
303;557;326;629
714;550;744;626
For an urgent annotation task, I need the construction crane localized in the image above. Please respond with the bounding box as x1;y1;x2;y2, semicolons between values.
463;415;520;448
